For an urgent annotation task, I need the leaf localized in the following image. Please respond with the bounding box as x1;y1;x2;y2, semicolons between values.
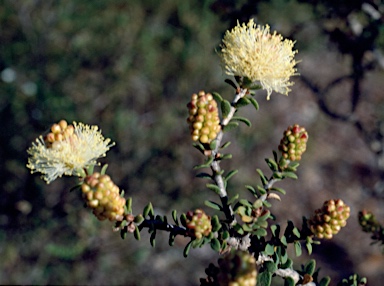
172;210;178;225
224;78;238;90
235;97;251;108
265;243;275;255
120;229;127;240
211;215;222;232
221;99;232;118
284;277;295;286
228;193;239;205
209;139;217;150
143;203;153;218
134;214;144;224
222;121;239;132
245;185;257;196
304;259;316;275
256;169;268;185
280;235;287;246
206;183;222;195
294;241;302;257
257;271;272;286
254;228;267;237
265;261;277;273
319;276;331;286
233;224;244;235
100;164;108;175
212;91;223;103
125;197;132;214
248;96;259;111
193;156;214;169
231;116;251;127
281;172;298;180
270;225;279;237
265;158;278;172
225;169;238;181
257;185;267;195
292;227;301;239
253;199;263;209
220;141;231;149
262;200;272;208
180;213;187;227
196;172;212;179
271;187;286;195
133;225;141;241
205;200;222;211
220;153;232;160
306;241;313;255
192;142;206;154
239;199;253;208
183;240;193;258
210;238;221;252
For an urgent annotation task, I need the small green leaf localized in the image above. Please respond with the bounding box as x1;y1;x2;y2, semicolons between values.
248;96;259;111
270;225;279;237
281;172;298;180
293;227;301;238
143;203;153;218
319;276;331;286
193;156;214;169
196;172;212;179
209;139;217;150
220;153;232;160
225;169;238;181
280;258;293;269
134;225;141;241
256;169;268;185
235;97;251;107
273;172;283;179
172;210;178;225
257;185;267;195
126;197;132;214
212;91;223;103
134;214;144;224
222;230;230;240
228;193;239;205
265;158;278;171
222;121;239;132
150;231;156;247
242;224;253;231
280;235;287;246
294;241;302;257
220;141;231;149
221;99;232;118
206;184;222;195
224;78;238;90
281;248;288;264
257;271;272;286
245;185;257;196
100;164;108;175
192;142;206;154
306;241;313;255
183;240;193;258
265;243;275;255
284;277;295;286
254;228;267;237
211;215;222;232
239;199;253;208
265;261;277;273
180;213;187;227
232;116;252;127
233;224;244;235
253;199;263;209
304;259;316;275
263;200;272;208
271;187;286;195
120;228;127;240
210;238;221;252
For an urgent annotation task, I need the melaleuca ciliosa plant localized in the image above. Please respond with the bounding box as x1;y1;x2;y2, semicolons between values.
26;19;366;286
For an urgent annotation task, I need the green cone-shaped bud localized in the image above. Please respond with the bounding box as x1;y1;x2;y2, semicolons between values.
185;209;212;239
278;124;308;161
217;250;257;286
187;91;221;144
358;210;380;233
308;199;350;239
81;172;126;221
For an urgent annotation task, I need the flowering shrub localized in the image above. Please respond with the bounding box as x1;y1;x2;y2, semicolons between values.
26;19;369;286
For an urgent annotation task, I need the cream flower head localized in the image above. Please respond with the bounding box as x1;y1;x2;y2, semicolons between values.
27;120;114;184
220;19;298;100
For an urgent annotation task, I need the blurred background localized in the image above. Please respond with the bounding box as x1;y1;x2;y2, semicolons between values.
1;0;383;285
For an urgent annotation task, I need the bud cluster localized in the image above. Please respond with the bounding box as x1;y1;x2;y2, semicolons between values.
187;91;221;144
278;124;308;161
217;251;257;286
44;120;76;149
185;209;212;239
308;199;350;239
82;173;126;221
358;210;380;233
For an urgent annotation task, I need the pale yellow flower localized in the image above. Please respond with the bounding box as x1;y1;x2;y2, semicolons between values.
220;19;298;100
27;121;114;184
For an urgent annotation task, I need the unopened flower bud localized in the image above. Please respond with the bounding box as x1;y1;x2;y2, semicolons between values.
185;209;212;239
187;91;221;144
308;199;350;239
278;124;308;161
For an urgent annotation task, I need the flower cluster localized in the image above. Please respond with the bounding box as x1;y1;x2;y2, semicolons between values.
278;124;308;162
185;209;212;239
308;199;350;239
187;91;221;144
217;251;257;286
27;120;113;183
82;172;126;221
219;19;298;100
